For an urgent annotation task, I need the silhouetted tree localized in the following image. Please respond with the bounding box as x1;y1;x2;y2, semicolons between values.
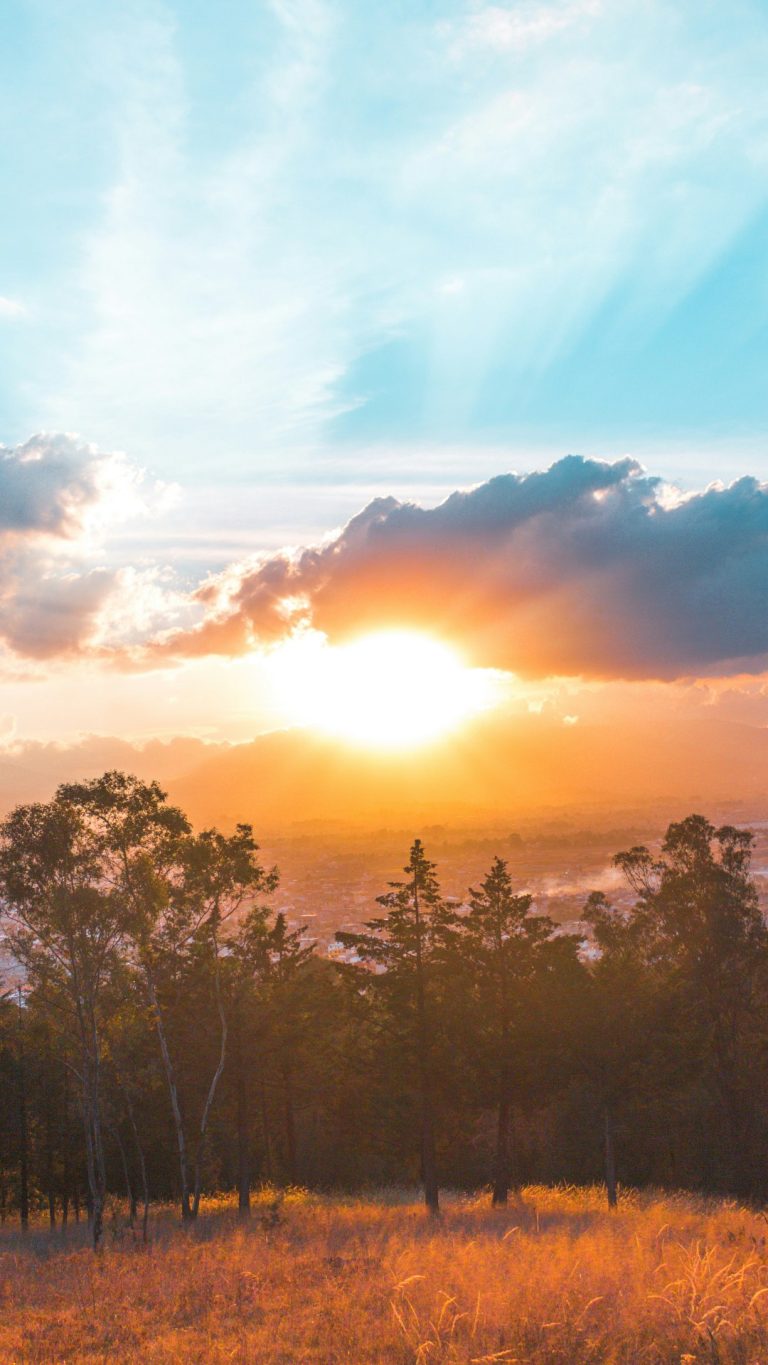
459;857;567;1204
0;790;766;1238
0;798;128;1247
338;840;454;1214
585;815;768;1197
55;773;276;1220
221;903;310;1209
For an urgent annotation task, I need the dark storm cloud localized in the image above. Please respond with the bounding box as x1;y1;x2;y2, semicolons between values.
152;456;768;680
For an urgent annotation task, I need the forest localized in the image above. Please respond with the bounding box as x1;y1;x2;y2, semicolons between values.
0;770;765;1250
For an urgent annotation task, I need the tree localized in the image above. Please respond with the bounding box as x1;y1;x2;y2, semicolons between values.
55;772;277;1221
226;907;315;1205
459;856;567;1205
581;889;672;1207
337;840;454;1214
0;798;128;1248
585;815;768;1198
101;971;162;1241
174;826;279;1218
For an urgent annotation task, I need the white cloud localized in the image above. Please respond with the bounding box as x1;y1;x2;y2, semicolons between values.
0;297;26;318
0;433;181;660
447;0;602;55
437;276;466;296
40;0;366;472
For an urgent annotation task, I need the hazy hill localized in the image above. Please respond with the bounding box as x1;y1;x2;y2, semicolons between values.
0;713;765;830
166;713;768;830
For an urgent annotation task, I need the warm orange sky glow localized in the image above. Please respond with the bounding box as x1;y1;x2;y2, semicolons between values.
268;630;505;750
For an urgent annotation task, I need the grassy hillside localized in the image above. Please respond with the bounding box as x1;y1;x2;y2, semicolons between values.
2;1186;768;1362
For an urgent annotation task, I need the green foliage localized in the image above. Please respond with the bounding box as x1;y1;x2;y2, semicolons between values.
2;783;768;1229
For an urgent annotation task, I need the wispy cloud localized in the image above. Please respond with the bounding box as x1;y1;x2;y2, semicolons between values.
40;0;365;470
14;0;766;490
445;0;602;55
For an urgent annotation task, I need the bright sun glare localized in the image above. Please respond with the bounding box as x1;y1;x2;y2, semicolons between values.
272;630;501;750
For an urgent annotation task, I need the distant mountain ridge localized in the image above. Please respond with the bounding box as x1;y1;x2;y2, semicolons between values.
0;714;766;830
166;714;768;830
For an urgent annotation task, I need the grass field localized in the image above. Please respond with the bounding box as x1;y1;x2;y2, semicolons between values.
2;1185;768;1363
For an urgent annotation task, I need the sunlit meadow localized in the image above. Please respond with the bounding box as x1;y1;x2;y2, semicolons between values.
3;1186;768;1364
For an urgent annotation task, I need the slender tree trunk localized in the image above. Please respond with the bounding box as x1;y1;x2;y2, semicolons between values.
88;1016;108;1251
281;1059;298;1187
113;1125;135;1227
604;1104;617;1209
237;1089;251;1214
61;1064;71;1229
16;996;29;1233
85;1097;106;1250
44;1043;56;1229
125;1092;150;1244
82;1100;98;1237
419;1094;439;1215
234;1013;250;1218
74;991;105;1250
492;1092;511;1207
413;884;439;1215
91;1162;105;1250
144;964;192;1221
260;1076;274;1182
493;955;514;1208
191;944;229;1219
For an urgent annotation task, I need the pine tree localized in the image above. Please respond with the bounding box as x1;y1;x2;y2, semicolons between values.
227;907;314;1200
337;840;454;1214
459;856;561;1205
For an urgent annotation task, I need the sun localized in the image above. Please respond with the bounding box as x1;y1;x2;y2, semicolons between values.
271;630;501;750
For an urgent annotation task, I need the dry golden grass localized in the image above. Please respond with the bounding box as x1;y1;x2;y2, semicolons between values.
2;1185;768;1363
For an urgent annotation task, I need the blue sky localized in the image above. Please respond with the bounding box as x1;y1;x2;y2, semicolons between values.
3;0;768;746
4;0;768;522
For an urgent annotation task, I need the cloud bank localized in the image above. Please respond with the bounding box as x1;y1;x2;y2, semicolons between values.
0;435;167;660
151;456;768;681
5;442;768;686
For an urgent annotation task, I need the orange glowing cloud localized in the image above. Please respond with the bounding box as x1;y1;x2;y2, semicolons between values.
147;457;768;682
